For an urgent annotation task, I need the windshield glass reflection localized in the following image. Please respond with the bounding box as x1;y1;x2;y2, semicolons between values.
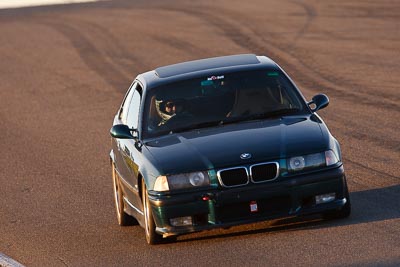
144;69;307;138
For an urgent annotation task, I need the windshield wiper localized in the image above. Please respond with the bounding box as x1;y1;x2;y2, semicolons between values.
220;115;249;125
169;120;224;133
168;108;300;134
247;108;301;120
221;108;301;124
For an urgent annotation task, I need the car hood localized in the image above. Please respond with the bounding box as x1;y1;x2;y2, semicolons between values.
143;115;328;174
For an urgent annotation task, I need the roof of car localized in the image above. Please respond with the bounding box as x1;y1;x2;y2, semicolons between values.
138;54;278;89
155;54;260;78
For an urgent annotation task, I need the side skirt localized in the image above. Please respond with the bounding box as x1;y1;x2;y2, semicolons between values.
123;196;145;228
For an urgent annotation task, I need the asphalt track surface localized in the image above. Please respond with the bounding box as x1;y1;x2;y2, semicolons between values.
1;0;399;266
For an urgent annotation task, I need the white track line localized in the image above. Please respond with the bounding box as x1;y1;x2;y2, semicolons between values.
0;0;99;9
0;253;25;267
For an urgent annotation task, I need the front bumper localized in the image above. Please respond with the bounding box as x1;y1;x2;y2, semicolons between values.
148;166;348;236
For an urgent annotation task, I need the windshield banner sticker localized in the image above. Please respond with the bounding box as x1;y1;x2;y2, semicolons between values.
207;75;224;81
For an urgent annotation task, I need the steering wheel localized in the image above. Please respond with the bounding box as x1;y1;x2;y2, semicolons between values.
163;112;194;128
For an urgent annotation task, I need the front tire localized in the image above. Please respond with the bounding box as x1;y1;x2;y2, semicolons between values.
142;181;163;245
112;163;135;226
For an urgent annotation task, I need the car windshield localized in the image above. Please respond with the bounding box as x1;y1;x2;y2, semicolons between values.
143;69;307;138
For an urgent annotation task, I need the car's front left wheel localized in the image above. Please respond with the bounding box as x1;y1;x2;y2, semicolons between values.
142;180;163;245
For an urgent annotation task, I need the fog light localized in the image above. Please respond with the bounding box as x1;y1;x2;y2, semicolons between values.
315;193;336;204
170;216;193;226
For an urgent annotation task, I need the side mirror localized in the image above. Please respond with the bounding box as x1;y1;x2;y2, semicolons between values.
110;124;135;139
308;94;329;112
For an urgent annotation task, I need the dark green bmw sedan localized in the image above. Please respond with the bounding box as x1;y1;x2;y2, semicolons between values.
109;54;351;244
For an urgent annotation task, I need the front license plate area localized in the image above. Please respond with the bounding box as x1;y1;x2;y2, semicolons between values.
216;196;291;223
250;201;258;213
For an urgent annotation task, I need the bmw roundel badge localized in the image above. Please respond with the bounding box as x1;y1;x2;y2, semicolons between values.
240;153;252;160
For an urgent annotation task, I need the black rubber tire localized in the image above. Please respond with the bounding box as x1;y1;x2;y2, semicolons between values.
323;185;351;220
142;181;163;245
112;163;136;226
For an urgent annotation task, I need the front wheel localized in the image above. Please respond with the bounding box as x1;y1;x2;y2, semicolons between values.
112;163;136;226
142;181;163;245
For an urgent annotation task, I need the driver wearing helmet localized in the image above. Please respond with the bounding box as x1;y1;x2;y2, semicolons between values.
155;98;185;126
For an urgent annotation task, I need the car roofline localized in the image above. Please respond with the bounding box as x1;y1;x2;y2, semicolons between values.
155;54;260;78
137;55;278;90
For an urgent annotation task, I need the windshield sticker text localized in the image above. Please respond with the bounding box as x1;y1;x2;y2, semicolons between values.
207;75;224;81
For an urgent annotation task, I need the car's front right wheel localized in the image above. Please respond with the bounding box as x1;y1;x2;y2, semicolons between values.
142;180;163;245
112;163;135;226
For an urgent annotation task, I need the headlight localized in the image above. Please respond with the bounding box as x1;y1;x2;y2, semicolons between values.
288;150;339;172
188;172;206;186
154;171;210;192
289;156;306;171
